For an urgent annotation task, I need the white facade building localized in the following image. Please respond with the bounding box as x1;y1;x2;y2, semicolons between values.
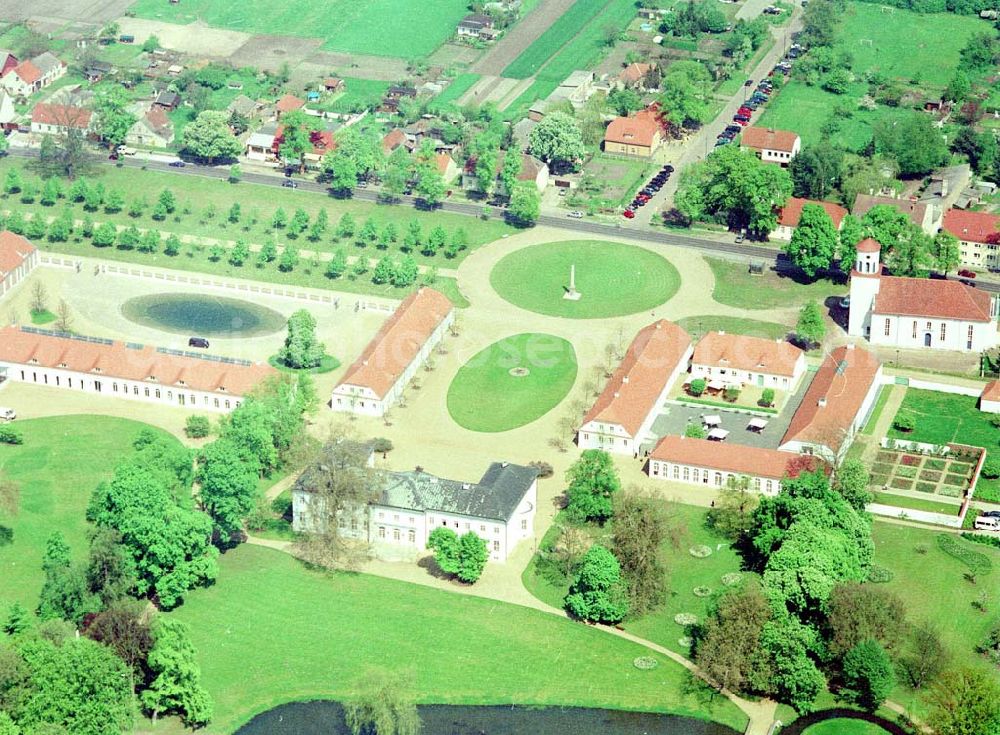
0;231;38;298
848;238;1000;352
690;331;805;391
577;320;692;456
293;454;538;563
331;288;454;417
0;325;276;413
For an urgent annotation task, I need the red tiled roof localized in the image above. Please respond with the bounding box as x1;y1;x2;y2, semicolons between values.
31;102;92;129
323;77;342;89
651;435;807;480
852;194;928;228
943;209;1000;245
434;152;454;176
981;380;1000;403
604;109;661;148
144;105;171;134
582;320;692;437
337;288;453;399
619;62;654;85
781;346;881;452
11;59;41;85
275;94;304;113
692;331;803;377
874;275;993;322
740;126;799;153
273;126;335;156
777;197;848;229
857;237;881;253
0;230;35;277
0;326;276;397
382;128;406;154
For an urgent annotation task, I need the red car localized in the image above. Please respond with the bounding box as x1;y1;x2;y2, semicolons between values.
735;118;750;126
738;106;753;116
958;269;977;278
623;209;635;219
636;193;651;202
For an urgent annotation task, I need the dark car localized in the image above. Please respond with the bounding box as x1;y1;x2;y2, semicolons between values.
663;164;675;173
715;139;730;147
725;124;741;133
983;510;1000;518
744;79;754;87
282;179;298;188
188;337;210;349
734;114;750;123
169;160;186;167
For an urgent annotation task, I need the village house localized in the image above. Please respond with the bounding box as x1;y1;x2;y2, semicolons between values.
0;90;15;132
382;128;407;156
462;151;549;194
125;106;174;148
274;93;305;118
323;77;344;93
980;380;1000;414
245;123;278;162
2;52;65;98
273;125;335;169
226;94;263;121
434;152;459;183
618;62;656;91
30;103;93;136
852;193;938;235
690;331;806;391
604;108;662;158
293;454;538;563
457;13;495;39
578;320;693;456
0;231;38;298
153;90;181;111
82;61;113;83
331;287;454;417
381;86;417;113
778;345;882;463
771;197;848;241
647;436;816;496
941;209;1000;270
0;325;276;412
848;238;1000;352
740;127;800;166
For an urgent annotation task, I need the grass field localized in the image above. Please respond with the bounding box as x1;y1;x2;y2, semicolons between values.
861;385;893;435
166;544;749;734
532;0;636;83
870;492;961;517
758;3;990;150
430;73;481;110
0;416;180;612
887;388;997;449
706;258;846;310
314;78;391;114
802;719;891;735
675;316;790;342
490;241;680;318
503;0;608;78
446;333;578;432
130;0;470;57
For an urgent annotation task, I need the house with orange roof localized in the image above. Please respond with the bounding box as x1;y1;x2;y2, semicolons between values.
275;93;305;118
0;231;38;298
740;126;800;166
273;125;335;169
848;238;1000;352
0;325;276;412
618;62;656;90
778;344;883;462
331;288;454;416
690;331;805;390
1;52;64;98
647;435;822;495
30;103;93;136
577;320;693;456
771;197;849;241
942;208;1000;269
980;380;1000;414
603;108;662;158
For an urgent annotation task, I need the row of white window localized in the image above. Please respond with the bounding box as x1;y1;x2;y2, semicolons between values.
17;370;238;408
650;461;776;493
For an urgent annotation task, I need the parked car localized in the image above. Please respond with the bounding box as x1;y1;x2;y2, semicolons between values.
623;209;635;219
715;138;730;147
567;211;584;218
168;159;186;167
959;269;977;278
738;106;753;116
282;179;298;188
663;164;674;173
0;407;15;422
725;125;741;133
982;510;1000;518
735;231;745;243
974;515;1000;531
188;337;210;349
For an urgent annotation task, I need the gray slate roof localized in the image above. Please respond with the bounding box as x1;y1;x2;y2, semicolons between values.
32;52;63;75
379;462;537;522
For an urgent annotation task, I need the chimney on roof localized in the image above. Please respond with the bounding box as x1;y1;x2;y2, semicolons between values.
718;330;725;335
818;397;827;408
462;483;471;490
362;359;369;366
655;322;661;329
622;376;629;384
501;461;509;467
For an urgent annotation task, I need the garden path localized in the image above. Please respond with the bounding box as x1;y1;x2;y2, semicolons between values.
860;385;905;465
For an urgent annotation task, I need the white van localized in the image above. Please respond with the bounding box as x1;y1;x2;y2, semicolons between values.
0;407;15;422
974;515;1000;532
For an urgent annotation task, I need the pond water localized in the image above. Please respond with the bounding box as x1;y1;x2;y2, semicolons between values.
120;293;286;338
235;702;742;735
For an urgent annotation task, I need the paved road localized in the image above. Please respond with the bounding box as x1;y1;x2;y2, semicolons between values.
10;146;1000;295
649;5;804;218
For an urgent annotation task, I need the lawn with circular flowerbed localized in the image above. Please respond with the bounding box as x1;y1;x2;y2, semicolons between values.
447;333;577;432
489;241;680;318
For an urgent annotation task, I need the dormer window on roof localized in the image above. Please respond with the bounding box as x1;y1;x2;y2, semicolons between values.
28;358;38;364
57;362;67;368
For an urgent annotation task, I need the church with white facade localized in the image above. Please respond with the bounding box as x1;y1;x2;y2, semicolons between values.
848;238;1000;352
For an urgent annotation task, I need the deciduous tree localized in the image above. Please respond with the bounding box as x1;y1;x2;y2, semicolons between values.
141;618;213;727
565;450;620;523
564;545;629;623
181;111;242;163
786;204;838;279
795;301;825;348
528;112;585;172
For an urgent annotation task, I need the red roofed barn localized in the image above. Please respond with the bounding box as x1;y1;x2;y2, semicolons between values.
0;230;38;298
578;320;693;455
332;288;455;417
0;325;276;412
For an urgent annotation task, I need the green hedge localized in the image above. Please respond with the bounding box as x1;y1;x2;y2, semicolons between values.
936;533;993;575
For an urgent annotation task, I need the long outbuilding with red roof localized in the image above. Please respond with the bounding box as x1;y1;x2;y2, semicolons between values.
331;288;454;417
0;325;276;412
942;208;1000;270
0;230;38;297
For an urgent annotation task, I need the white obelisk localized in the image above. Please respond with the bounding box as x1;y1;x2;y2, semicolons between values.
564;263;581;300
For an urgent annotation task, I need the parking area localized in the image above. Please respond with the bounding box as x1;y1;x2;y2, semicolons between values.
643;369;816;452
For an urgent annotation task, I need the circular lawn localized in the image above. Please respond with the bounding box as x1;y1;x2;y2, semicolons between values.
489;240;680;318
447;333;577;432
801;721;892;735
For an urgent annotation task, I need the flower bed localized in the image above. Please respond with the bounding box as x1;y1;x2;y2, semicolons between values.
940;484;965;497
633;656;659;670
873;462;894;475
946;473;968;486
721;573;743;587
890;477;913;490
674;613;698;626
693;586;712;597
896;466;918;479
901;454;921;466
926;458;947;471
919;470;942;482
915;482;937;493
689;545;713;558
876;451;897;463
